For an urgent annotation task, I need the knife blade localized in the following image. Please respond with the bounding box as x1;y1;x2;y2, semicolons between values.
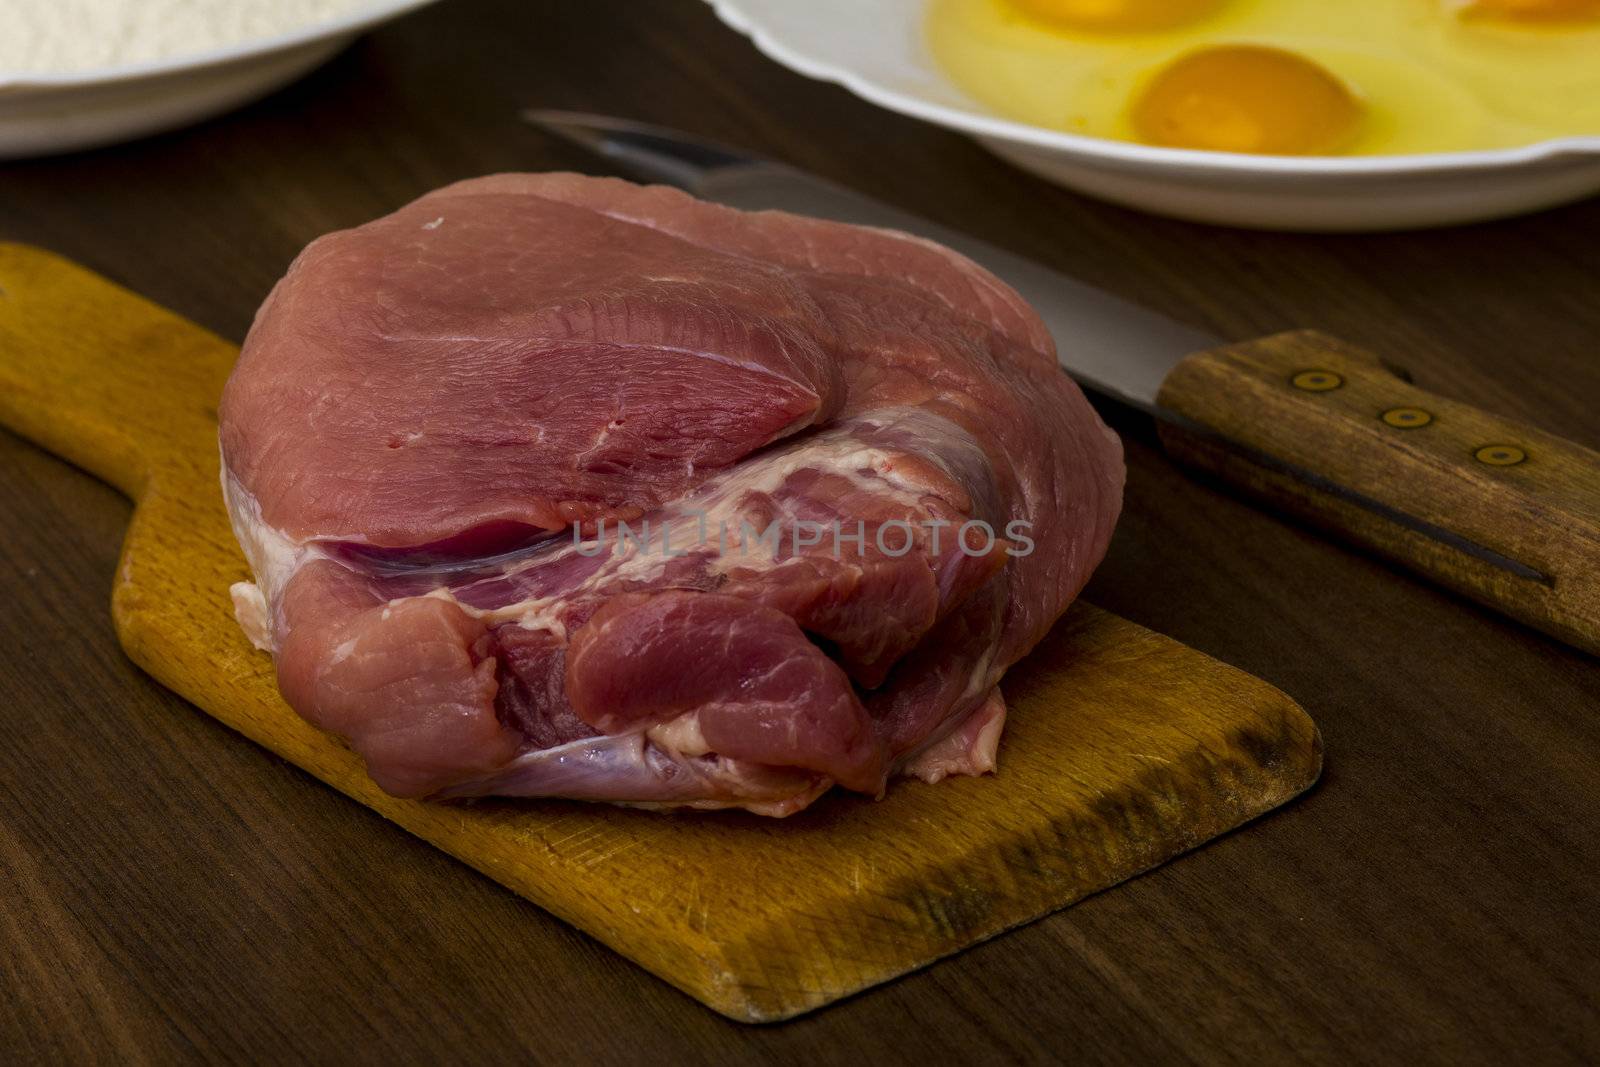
523;110;1600;656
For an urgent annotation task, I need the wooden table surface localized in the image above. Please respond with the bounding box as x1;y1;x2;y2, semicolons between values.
1;1;1596;1062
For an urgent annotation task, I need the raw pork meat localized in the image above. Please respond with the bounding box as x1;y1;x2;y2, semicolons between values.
219;173;1123;816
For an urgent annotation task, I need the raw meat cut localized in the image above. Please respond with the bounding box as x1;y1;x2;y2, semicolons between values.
219;173;1124;816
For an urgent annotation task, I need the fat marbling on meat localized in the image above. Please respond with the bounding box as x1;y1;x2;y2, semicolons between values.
218;173;1124;816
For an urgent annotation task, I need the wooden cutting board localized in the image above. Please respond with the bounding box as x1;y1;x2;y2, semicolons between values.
0;243;1322;1022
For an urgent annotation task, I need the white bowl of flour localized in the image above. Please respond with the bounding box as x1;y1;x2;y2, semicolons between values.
0;0;443;158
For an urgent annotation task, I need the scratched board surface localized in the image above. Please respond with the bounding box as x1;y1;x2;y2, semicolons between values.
0;244;1321;1021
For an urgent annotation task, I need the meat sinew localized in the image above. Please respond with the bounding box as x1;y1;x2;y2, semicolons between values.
219;173;1124;816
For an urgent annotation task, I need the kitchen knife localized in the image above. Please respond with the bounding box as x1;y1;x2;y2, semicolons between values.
524;110;1600;657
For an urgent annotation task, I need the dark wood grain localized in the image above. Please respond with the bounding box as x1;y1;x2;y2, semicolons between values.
0;0;1596;1061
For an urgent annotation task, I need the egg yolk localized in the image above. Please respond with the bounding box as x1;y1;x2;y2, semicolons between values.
1458;0;1600;21
1130;45;1364;155
1008;0;1224;32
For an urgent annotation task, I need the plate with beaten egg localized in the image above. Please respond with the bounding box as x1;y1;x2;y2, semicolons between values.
709;0;1600;229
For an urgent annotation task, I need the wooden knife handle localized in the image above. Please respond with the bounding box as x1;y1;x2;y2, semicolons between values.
1155;330;1600;656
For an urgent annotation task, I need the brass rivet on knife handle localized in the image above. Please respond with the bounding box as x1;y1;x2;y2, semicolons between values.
1155;330;1600;656
1476;444;1527;467
1382;407;1433;429
1291;369;1342;392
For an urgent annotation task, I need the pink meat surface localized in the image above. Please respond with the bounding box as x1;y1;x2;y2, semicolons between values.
219;173;1124;816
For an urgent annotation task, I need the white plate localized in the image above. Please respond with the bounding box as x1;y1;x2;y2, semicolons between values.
0;0;442;159
709;0;1600;231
